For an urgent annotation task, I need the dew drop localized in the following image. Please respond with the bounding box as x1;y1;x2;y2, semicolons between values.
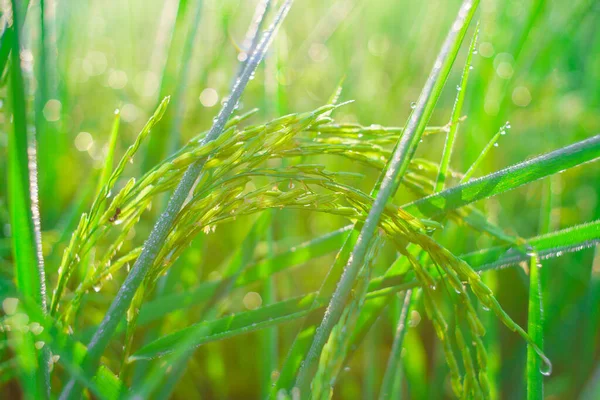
538;350;552;376
456;85;461;91
410;102;416;109
469;65;474;70
525;246;535;257
493;143;499;147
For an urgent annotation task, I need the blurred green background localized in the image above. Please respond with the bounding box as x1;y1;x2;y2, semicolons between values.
1;0;599;398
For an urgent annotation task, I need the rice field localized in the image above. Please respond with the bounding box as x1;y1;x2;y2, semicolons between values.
1;0;599;399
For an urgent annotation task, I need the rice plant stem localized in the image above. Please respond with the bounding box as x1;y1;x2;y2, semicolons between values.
527;252;544;399
134;3;278;397
294;0;479;392
378;290;412;400
58;2;293;399
435;22;479;192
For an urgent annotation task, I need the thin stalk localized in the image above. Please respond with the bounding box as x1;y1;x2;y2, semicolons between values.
363;328;377;399
435;21;479;192
526;250;545;399
58;2;294;399
235;0;272;81
261;8;280;393
34;0;51;217
294;0;480;392
539;178;553;235
261;212;279;399
461;122;511;183
378;290;412;400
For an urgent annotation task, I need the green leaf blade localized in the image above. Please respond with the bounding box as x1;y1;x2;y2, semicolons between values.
527;251;545;400
405;134;600;219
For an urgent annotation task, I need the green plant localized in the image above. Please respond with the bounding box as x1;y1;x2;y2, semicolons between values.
1;0;599;399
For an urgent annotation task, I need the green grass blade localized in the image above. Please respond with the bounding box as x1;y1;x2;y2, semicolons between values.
131;293;317;361
293;1;480;392
527;250;545;399
0;277;123;400
7;0;47;313
261;212;278;399
0;0;29;79
378;290;412;400
6;0;50;396
164;0;204;157
363;329;378;399
404;134;600;219
435;21;479;192
461;122;510;183
460;219;600;271
0;26;13;79
235;0;272;82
